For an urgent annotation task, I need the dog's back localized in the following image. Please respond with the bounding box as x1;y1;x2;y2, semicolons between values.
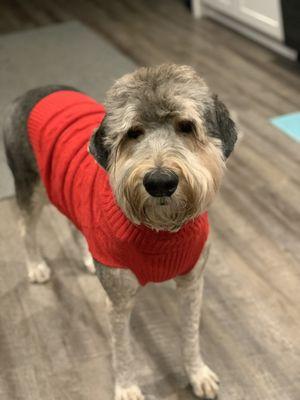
3;85;80;211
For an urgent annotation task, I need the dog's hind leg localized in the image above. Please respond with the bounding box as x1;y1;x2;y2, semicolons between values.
95;263;144;400
68;222;96;274
3;85;82;283
5;138;51;283
3;95;50;283
175;242;220;399
18;183;51;283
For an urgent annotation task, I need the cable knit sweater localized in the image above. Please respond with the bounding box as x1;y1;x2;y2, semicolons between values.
27;90;209;285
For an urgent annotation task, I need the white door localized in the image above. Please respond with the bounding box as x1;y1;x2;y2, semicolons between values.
203;0;283;40
203;0;236;15
236;0;283;39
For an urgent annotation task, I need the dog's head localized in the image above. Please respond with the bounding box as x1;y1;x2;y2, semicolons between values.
89;64;237;231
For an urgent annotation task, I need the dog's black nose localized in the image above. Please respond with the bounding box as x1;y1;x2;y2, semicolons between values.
143;169;179;197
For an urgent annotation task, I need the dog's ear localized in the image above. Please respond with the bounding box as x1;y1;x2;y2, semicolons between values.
89;117;110;169
204;94;237;158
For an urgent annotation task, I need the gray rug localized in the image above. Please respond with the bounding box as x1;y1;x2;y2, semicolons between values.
0;21;136;200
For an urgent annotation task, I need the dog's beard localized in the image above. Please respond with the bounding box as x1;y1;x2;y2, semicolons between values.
110;142;225;232
141;193;196;232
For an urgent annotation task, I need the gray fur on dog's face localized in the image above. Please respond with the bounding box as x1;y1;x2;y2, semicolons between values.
90;64;237;231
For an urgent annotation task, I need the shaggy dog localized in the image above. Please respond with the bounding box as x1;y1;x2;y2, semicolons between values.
3;64;237;400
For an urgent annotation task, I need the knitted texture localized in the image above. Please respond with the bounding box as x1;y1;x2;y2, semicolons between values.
27;90;210;285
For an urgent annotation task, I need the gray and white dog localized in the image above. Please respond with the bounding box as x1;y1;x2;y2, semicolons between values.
3;64;237;400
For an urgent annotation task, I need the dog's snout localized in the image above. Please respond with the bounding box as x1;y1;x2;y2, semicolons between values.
143;169;178;197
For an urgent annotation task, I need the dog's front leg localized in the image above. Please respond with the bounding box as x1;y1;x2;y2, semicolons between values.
175;243;220;399
95;263;144;400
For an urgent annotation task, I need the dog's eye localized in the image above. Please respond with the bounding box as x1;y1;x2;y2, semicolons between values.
176;120;195;134
127;127;144;139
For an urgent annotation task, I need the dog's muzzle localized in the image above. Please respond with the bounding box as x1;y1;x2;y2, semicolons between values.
143;168;179;197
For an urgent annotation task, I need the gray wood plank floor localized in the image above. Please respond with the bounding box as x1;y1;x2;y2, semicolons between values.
0;1;300;399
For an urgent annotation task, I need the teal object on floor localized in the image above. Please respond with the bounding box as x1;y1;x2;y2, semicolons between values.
270;112;300;142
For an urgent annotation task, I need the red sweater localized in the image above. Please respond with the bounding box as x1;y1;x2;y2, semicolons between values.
27;91;209;285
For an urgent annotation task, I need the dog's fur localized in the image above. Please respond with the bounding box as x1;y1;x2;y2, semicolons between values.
3;64;237;400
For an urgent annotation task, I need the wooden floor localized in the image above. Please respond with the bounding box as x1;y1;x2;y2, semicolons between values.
0;1;300;400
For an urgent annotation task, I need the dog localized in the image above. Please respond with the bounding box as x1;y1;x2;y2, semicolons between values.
3;64;237;400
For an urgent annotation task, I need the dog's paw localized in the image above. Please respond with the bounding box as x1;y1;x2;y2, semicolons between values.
115;384;144;400
83;253;96;274
28;261;51;283
189;365;220;399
